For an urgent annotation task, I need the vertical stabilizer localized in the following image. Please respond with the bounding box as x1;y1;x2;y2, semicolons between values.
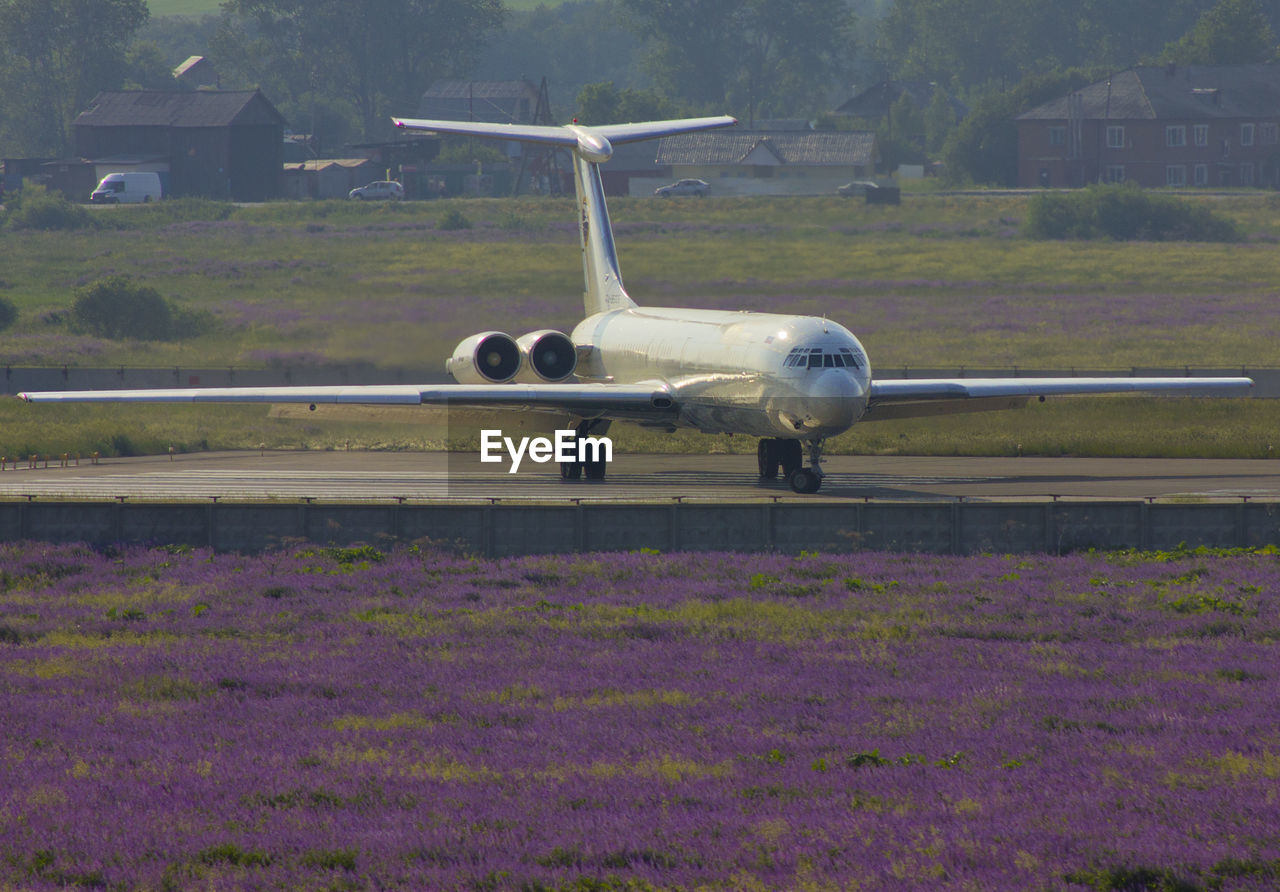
570;144;633;315
391;114;736;319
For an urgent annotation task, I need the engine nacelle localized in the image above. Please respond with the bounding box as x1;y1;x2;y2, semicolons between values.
515;330;577;382
446;331;521;384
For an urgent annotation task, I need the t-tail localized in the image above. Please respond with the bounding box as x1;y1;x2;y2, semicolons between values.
392;114;736;317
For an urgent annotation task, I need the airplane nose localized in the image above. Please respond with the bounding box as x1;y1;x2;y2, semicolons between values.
804;370;867;433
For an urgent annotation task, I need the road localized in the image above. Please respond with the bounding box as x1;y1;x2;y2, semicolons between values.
0;451;1277;503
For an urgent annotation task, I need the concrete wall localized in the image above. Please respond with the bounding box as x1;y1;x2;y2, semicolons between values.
1;499;1276;555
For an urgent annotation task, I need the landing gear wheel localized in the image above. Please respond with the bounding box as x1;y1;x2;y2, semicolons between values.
788;467;822;494
780;439;803;476
757;440;780;479
584;457;607;480
758;438;803;480
561;419;611;482
560;461;582;480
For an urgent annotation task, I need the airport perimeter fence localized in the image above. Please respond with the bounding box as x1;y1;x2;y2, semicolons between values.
1;498;1277;555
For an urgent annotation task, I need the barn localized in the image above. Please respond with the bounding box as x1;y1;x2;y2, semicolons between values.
72;90;286;201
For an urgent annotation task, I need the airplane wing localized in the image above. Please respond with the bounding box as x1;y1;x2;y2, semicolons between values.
17;382;678;424
865;376;1254;421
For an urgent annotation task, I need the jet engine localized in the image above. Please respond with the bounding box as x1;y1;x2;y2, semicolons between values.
515;330;577;382
446;331;522;384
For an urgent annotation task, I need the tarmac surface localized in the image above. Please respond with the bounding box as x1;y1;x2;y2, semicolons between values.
0;451;1277;503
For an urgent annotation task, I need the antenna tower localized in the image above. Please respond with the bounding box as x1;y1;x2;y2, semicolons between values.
513;76;568;196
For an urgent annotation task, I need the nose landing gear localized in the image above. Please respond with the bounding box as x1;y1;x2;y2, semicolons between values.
757;437;825;493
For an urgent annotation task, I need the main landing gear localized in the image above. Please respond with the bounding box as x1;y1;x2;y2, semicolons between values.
560;419;610;481
758;437;824;494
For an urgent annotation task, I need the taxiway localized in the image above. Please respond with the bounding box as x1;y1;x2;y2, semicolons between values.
0;451;1276;502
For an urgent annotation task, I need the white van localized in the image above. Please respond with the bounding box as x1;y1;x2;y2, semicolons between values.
90;172;162;204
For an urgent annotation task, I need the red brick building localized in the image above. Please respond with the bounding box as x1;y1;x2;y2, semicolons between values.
1017;64;1280;189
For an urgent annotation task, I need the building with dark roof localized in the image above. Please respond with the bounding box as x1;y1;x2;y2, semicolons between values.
1016;64;1280;188
72;90;286;200
651;130;878;195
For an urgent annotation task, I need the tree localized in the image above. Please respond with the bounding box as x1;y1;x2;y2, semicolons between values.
878;92;926;169
124;41;181;90
941;68;1105;185
875;0;1216;89
877;0;1079;87
217;0;505;142
0;0;148;155
471;0;649;112
1160;0;1278;65
922;86;957;155
621;0;856;119
576;81;674;123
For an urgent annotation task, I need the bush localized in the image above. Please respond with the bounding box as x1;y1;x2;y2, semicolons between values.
1025;184;1240;242
72;276;172;340
437;206;472;231
3;186;96;231
0;297;16;331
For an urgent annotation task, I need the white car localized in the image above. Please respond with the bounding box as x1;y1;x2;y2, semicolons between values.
349;180;404;200
654;178;710;197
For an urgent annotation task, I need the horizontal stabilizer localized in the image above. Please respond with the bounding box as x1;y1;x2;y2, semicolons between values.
394;113;733;317
392;116;737;160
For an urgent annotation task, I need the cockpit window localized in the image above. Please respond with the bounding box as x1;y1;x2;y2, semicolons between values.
784;346;862;370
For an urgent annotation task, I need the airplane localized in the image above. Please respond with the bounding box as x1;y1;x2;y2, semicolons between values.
18;115;1254;494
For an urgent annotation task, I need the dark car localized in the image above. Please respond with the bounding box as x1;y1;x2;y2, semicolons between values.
836;180;900;204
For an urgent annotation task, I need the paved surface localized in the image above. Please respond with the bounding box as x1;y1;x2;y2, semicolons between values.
0;451;1277;502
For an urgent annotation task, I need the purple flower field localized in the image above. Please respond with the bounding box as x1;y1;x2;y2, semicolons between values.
2;543;1279;890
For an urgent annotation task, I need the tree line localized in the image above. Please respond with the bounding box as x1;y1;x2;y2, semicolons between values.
0;0;1275;182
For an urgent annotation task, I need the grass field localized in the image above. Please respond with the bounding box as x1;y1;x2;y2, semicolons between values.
148;0;554;15
148;0;218;15
3;542;1279;889
2;191;1277;459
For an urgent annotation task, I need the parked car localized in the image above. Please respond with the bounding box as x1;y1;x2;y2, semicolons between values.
836;179;900;204
654;178;710;197
90;172;162;204
349;180;404;200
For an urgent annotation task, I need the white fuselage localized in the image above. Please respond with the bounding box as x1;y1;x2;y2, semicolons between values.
571;307;871;438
